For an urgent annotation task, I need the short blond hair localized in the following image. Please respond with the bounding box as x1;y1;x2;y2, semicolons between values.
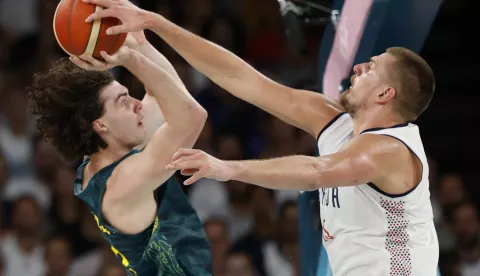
386;47;435;121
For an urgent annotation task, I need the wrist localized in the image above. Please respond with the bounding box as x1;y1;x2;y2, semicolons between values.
143;12;167;31
122;48;140;68
225;161;243;181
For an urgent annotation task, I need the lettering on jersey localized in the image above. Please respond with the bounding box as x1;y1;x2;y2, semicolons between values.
92;213;138;275
320;188;341;208
92;213;111;235
111;246;137;275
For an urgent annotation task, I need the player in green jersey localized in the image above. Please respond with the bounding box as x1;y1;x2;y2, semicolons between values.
27;29;212;275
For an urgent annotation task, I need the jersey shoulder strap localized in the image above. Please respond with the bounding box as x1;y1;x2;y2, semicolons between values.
73;149;140;222
317;112;353;155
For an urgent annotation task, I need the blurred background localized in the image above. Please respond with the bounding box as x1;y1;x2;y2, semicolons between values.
0;0;478;276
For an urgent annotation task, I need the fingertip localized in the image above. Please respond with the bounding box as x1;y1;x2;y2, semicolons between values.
99;51;108;59
106;28;113;35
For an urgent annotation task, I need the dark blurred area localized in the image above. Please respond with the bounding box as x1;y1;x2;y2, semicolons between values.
0;0;478;276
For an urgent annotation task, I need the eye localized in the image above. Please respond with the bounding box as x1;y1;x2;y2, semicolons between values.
122;99;128;106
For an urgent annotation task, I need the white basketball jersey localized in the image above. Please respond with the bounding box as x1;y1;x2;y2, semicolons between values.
317;112;439;276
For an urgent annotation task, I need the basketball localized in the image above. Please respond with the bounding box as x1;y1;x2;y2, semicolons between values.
53;0;127;59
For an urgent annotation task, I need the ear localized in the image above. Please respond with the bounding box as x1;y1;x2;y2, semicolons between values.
376;87;396;105
92;119;108;133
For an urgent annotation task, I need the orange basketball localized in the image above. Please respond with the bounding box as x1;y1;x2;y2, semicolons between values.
53;0;127;59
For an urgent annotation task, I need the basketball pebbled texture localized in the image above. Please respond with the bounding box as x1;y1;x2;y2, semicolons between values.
53;0;126;59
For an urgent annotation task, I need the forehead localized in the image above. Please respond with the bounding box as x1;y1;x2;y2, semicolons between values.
99;81;127;102
372;52;396;66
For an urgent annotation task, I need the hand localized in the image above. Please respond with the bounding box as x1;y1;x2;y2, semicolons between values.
165;149;235;185
70;46;132;70
83;0;151;35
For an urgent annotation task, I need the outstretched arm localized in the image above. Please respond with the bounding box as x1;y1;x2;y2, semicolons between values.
144;13;343;138
165;135;409;192
83;0;343;138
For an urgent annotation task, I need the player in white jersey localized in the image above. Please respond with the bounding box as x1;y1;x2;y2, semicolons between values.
82;1;439;274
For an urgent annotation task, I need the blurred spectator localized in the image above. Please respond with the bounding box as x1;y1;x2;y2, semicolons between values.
47;165;95;257
0;196;44;276
224;181;254;242
69;242;121;276
0;252;4;276
263;200;299;276
42;235;72;276
438;173;467;208
445;202;480;276
0;87;40;203
204;218;231;276
233;187;276;275
217;135;244;160
95;262;126;276
436;173;468;251
225;251;258;276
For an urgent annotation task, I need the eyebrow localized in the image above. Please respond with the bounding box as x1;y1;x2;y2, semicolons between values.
115;92;128;103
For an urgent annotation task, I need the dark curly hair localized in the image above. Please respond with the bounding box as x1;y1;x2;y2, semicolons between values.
27;58;114;161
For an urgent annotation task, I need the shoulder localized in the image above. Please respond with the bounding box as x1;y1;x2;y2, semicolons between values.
343;134;409;168
345;134;413;179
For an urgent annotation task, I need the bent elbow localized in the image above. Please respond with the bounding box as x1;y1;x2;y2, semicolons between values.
185;105;208;130
190;105;208;126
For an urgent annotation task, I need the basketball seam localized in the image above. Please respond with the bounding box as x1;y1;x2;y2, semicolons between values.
82;5;103;56
92;19;103;56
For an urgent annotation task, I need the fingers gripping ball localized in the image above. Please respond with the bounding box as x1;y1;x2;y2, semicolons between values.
53;0;126;59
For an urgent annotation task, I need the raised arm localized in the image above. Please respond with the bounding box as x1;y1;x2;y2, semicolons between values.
124;31;186;150
83;0;343;138
94;47;206;201
145;14;343;138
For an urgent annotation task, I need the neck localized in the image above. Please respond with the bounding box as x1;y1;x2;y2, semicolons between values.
352;109;406;136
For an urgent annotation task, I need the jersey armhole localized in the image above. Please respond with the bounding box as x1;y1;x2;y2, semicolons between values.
366;134;424;198
316;112;348;142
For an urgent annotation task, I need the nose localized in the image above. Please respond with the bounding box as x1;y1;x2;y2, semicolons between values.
133;99;143;114
353;62;370;76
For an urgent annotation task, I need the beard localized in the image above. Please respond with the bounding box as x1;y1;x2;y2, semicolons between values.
339;88;360;118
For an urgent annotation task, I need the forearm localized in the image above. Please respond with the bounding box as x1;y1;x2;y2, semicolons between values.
124;51;205;125
144;13;265;103
226;155;322;191
135;42;183;87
